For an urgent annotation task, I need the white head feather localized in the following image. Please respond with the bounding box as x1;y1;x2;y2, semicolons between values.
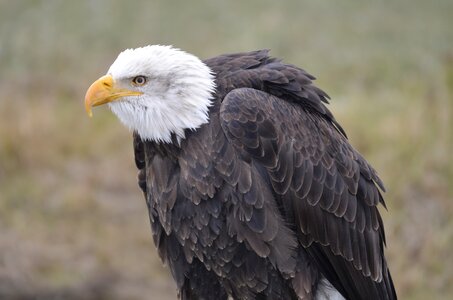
106;45;216;143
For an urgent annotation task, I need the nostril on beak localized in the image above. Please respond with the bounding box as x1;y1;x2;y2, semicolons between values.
99;75;114;88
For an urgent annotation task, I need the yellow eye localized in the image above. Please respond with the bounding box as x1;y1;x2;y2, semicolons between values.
132;76;147;86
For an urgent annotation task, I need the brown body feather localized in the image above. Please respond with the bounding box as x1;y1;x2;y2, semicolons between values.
134;50;396;300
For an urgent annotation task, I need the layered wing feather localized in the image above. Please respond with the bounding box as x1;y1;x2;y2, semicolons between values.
220;87;396;300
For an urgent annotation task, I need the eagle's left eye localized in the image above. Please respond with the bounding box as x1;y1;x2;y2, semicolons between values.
132;76;147;86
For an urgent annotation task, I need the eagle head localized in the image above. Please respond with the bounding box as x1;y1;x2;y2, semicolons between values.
84;45;216;143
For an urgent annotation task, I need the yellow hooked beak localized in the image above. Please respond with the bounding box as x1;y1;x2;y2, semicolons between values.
84;74;143;117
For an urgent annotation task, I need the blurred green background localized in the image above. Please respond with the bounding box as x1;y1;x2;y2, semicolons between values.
0;0;452;299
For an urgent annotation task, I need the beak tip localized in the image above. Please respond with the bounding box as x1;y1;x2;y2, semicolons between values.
85;101;93;117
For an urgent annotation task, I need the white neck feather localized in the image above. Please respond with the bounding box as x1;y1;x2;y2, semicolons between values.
107;45;216;144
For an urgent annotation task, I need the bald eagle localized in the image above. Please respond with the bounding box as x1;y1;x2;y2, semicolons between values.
85;45;396;300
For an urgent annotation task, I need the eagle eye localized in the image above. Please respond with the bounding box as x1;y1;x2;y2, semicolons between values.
132;76;147;86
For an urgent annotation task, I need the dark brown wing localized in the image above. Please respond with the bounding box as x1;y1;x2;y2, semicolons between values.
220;87;396;300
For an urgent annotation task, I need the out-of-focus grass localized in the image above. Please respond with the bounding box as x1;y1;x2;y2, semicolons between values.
0;0;451;299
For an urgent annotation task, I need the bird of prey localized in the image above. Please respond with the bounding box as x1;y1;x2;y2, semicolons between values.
85;45;396;300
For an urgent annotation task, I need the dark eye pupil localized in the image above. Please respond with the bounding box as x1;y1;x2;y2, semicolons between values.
134;76;146;84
